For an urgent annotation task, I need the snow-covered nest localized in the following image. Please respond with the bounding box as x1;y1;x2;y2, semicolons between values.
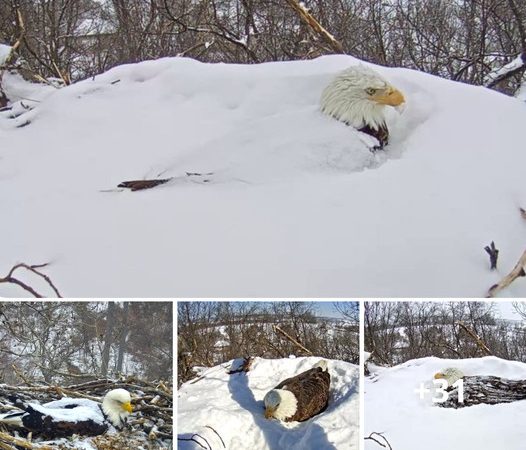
178;357;358;450
0;379;172;449
365;356;526;450
1;55;526;296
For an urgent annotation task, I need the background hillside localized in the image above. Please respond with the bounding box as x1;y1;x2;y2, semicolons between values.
178;301;359;386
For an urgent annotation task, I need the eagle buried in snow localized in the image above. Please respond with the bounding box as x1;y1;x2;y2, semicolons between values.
320;65;405;149
264;360;330;422
0;388;133;438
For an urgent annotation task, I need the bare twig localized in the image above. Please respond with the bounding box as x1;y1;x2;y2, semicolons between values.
177;433;210;450
365;432;393;450
205;425;225;448
0;431;53;450
0;263;61;298
456;321;492;355
487;249;526;297
273;325;313;355
285;0;344;54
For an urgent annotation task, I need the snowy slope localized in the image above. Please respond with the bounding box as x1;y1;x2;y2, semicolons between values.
1;55;526;296
178;357;359;450
365;356;526;450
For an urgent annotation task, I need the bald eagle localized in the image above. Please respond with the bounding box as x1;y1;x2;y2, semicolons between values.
264;360;330;422
320;65;405;149
434;367;465;387
0;388;132;438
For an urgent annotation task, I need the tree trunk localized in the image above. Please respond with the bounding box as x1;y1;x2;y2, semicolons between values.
116;302;130;373
100;302;116;377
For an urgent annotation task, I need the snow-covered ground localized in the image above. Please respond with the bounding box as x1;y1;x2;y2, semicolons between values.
1;55;526;296
365;356;526;450
178;357;359;450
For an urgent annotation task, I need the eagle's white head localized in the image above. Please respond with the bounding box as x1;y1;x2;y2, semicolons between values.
434;368;465;387
264;389;298;421
102;388;133;428
320;65;405;131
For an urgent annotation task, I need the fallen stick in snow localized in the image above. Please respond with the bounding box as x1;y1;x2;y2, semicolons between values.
484;241;499;270
365;432;393;449
0;262;61;298
486;248;526;297
177;433;211;450
204;425;225;448
118;178;172;191
118;172;214;191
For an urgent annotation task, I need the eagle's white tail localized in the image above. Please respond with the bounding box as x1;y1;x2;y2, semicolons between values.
313;360;328;371
0;412;24;427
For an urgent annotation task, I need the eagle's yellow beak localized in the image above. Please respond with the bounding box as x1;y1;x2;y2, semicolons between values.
372;87;405;107
434;373;444;379
264;406;275;419
123;401;133;413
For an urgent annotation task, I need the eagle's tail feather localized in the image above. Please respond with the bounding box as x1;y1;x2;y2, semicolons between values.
0;411;25;427
313;360;328;371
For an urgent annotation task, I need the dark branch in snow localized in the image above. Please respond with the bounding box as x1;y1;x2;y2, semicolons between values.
177;433;211;450
484;241;499;270
205;425;226;448
0;262;62;298
365;432;393;450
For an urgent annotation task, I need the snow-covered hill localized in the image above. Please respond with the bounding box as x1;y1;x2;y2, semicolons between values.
365;356;526;450
178;357;358;450
1;55;526;296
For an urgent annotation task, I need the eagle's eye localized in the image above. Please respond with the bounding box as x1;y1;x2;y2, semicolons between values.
365;87;377;96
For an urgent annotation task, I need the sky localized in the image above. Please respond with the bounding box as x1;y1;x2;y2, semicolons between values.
493;301;523;321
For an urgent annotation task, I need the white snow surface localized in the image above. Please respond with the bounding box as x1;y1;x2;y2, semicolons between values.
1;55;526;296
32;397;105;423
365;356;526;450
30;400;104;424
178;356;358;450
0;44;11;65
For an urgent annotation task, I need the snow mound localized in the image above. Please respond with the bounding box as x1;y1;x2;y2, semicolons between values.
366;356;526;450
1;55;526;296
178;357;359;450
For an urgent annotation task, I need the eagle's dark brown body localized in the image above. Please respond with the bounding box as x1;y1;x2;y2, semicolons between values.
359;123;389;149
274;367;330;422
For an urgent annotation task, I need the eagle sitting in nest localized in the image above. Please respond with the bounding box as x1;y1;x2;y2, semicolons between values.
320;65;405;150
0;388;133;438
434;367;526;409
263;360;330;422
